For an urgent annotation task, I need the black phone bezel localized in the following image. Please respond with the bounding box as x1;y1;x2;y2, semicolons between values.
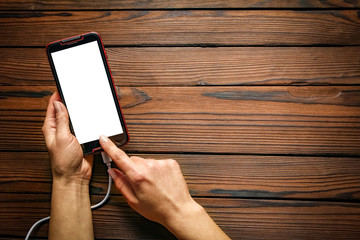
46;32;129;154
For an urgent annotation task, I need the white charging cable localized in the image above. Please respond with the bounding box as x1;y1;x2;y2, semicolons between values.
25;152;113;240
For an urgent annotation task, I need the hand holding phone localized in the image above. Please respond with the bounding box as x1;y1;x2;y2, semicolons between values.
46;32;129;154
43;91;94;182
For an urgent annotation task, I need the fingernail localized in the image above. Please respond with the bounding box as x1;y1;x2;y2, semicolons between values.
53;101;62;113
99;135;109;144
108;168;117;180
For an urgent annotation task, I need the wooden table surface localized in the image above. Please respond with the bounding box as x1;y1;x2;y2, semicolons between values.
1;1;360;239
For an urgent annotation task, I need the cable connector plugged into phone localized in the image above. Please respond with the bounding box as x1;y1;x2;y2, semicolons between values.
101;151;112;170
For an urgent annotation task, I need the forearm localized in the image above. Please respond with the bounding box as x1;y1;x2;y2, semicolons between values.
165;201;231;240
49;178;94;240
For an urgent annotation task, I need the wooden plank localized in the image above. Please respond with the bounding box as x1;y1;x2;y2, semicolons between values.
1;0;360;10
0;238;25;240
1;85;360;155
1;10;360;46
1;193;360;239
2;47;360;86
1;152;360;201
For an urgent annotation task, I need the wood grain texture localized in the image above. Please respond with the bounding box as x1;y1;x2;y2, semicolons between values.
2;47;360;86
1;86;360;155
1;10;360;46
1;0;360;10
1;1;360;240
1;152;360;200
1;193;360;239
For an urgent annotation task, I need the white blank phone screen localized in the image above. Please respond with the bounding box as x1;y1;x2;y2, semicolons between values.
51;41;123;144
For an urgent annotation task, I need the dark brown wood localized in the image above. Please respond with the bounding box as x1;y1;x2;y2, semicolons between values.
1;193;360;239
1;1;360;239
1;86;360;155
2;47;360;86
1;10;360;46
1;0;360;10
1;152;360;200
0;238;24;240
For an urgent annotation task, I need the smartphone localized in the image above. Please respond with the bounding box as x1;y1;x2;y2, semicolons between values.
46;32;129;154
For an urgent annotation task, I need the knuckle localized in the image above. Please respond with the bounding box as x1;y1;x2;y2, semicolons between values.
145;160;156;169
113;148;125;160
130;156;145;164
130;156;141;161
131;171;146;185
167;159;180;169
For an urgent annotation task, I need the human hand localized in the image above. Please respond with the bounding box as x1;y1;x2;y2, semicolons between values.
99;135;231;240
42;91;93;184
99;135;200;227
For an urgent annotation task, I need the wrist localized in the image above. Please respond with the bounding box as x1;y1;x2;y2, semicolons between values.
52;176;90;193
50;174;93;240
163;200;206;234
163;200;230;240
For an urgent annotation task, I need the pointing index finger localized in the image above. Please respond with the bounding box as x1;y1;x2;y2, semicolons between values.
99;135;134;173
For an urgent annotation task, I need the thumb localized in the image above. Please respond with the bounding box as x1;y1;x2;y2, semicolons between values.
53;101;71;137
